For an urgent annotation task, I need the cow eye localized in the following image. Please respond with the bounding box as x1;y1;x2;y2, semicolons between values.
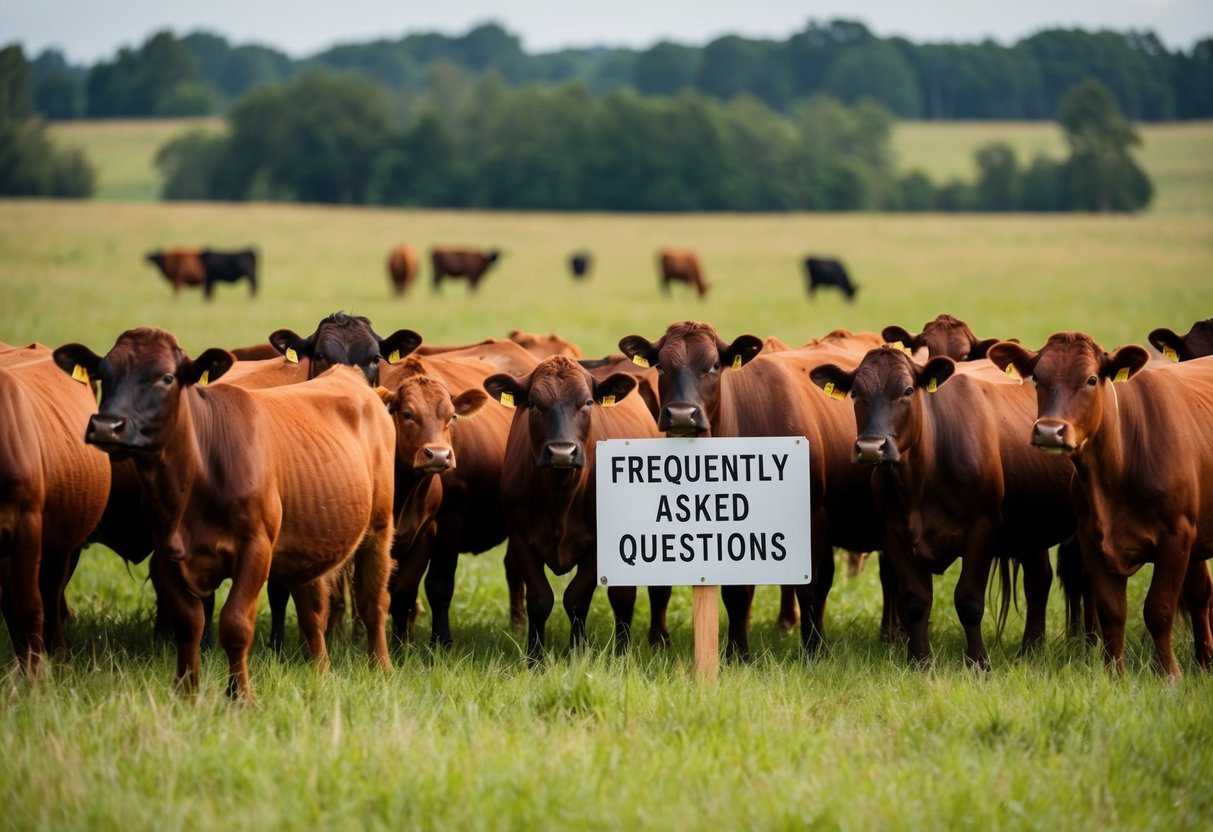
584;399;594;408
1029;375;1038;387
162;374;175;385
1086;375;1098;386
711;362;721;372
401;410;413;421
903;386;914;398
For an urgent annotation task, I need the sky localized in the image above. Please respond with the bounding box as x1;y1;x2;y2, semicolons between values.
5;0;1211;65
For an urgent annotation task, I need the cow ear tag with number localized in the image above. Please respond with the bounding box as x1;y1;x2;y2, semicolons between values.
285;347;299;364
600;394;616;407
500;391;515;408
72;364;89;384
1163;346;1178;362
388;350;400;364
1113;367;1130;383
732;355;743;371
823;382;846;401
926;378;938;393
631;355;650;369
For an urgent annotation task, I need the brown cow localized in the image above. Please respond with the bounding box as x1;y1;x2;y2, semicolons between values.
485;356;668;661
0;345;110;675
1148;318;1213;362
431;247;501;292
146;248;205;294
658;248;707;298
619;322;885;659
388;244;419;297
53;329;395;696
989;333;1213;677
810;347;1076;667
881;314;1005;362
228;342;282;362
507;329;582;359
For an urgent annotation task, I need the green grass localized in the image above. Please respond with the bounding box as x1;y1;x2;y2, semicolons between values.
3;124;1213;829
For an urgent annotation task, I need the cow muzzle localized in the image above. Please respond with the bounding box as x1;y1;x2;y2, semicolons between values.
1031;419;1076;453
540;442;584;469
419;445;454;473
854;435;899;464
85;414;133;449
660;403;708;436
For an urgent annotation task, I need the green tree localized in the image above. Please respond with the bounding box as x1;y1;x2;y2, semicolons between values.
633;42;700;95
1057;78;1152;212
156;129;229;199
823;40;922;117
0;44;31;119
973;142;1021;210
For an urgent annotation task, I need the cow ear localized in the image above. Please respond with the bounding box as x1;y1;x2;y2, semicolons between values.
53;343;102;381
1147;328;1183;361
484;373;529;409
619;335;659;369
269;328;308;359
722;335;763;370
1102;345;1150;383
452;388;489;419
917;356;956;392
593;373;638;407
380;329;424;364
968;338;1001;360
987;341;1037;382
881;325;915;351
808;364;855;400
182;349;234;387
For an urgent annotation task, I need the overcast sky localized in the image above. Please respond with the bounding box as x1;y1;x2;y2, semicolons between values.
5;0;1211;65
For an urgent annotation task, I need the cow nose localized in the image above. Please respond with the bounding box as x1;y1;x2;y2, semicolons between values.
1032;420;1070;451
661;403;704;435
86;414;127;445
422;446;454;472
854;436;897;464
542;442;582;469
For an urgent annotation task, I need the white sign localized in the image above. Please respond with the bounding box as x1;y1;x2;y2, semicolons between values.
595;436;811;587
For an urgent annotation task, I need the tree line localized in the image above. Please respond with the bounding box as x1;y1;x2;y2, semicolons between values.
13;20;1213;122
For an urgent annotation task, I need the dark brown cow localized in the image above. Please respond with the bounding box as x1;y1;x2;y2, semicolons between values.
146;248;257;300
619;322;885;658
0;345;110;675
658;248;707;298
882;314;1003;362
1148;318;1213;362
989;333;1213;677
485;356;667;661
810;347;1076;667
53;329;395;696
388;244;419;297
229;343;282;362
431;247;501;292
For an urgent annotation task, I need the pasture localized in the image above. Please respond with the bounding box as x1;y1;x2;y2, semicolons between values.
3;122;1213;830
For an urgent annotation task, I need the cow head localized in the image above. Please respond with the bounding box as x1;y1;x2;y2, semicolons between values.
1148;318;1213;362
484;356;637;470
268;312;422;386
810;347;956;463
376;358;488;475
988;333;1149;454
53;328;233;457
619;321;762;436
882;314;1001;362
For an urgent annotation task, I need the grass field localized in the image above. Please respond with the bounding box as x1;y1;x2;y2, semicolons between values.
3;122;1213;830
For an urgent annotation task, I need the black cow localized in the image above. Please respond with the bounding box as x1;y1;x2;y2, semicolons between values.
805;257;857;302
569;251;592;280
199;249;258;299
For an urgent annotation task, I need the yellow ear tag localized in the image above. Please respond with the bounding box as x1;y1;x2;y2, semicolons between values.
1113;367;1130;383
93;379;102;406
500;391;515;408
1163;346;1178;362
1005;364;1022;381
890;340;912;356
732;355;743;371
198;370;209;387
600;394;616;407
926;378;938;393
631;354;650;369
388;350;400;365
823;382;846;401
285;347;299;364
72;364;89;384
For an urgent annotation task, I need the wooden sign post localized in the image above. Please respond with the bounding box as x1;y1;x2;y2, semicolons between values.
596;436;811;682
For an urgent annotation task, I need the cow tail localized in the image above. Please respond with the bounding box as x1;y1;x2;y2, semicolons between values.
992;556;1015;641
1055;537;1087;638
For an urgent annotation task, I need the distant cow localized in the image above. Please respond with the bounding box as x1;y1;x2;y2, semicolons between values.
431;247;501;292
569;250;592;280
53;329;395;696
1148;318;1213;362
882;314;1002;361
146;247;257;300
805;257;857;301
485;355;668;661
388;244;419;297
658;248;707;298
989;333;1213;677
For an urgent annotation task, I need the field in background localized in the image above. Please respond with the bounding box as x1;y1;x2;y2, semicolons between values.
3;122;1213;830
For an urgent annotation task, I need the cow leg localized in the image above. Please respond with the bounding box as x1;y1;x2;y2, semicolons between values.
1017;547;1054;655
389;535;431;646
563;561;598;652
504;543;526;636
1143;534;1193;679
647;586;672;647
954;526;996;670
1088;564;1129;677
291;579;331;673
777;585;799;633
351;518;393;671
151;553;205;693
1182;559;1213;670
893;543;934;665
424;548;458;649
721;585;754;661
607;585;636;654
37;544;74;655
266;578;290;656
878;553;902;642
324;564;350;643
798;517;836;660
4;513;44;677
517;548;553;665
220;541;272;698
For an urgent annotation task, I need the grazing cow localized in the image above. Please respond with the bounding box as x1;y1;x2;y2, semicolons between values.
485;356;668;661
146;248;257;300
1148;318;1213;362
881;314;1003;362
619;322;885;659
804;257;858;302
53;329;395;696
658;248;707;298
507;329;582;359
388;244;419;297
989;333;1213;677
0;345;110;675
431;247;501;292
810;347;1076;667
570;250;592;280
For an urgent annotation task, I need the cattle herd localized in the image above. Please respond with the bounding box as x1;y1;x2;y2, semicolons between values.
1;312;1211;697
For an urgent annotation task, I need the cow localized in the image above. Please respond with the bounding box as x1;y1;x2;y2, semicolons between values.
507;330;582;360
431;247;501;292
388;244;419;297
485;355;668;661
52;329;395;696
0;345;111;675
988;333;1213;677
146;248;257;300
881;314;1003;362
805;257;857;302
658;248;707;298
570;250;592;280
1148;318;1213;362
619;322;885;659
809;346;1076;667
229;342;283;362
